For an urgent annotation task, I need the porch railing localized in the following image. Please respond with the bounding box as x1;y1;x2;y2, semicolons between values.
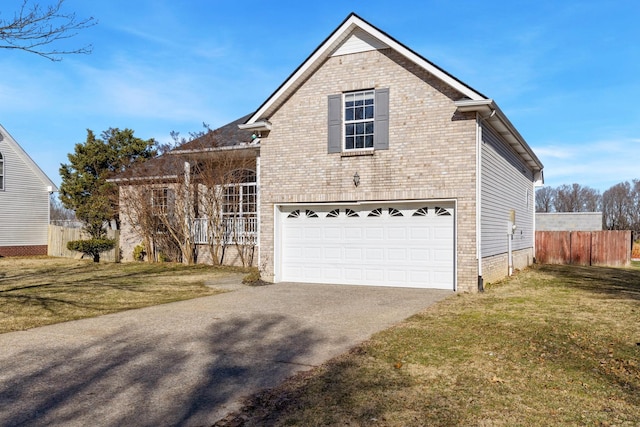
192;216;257;245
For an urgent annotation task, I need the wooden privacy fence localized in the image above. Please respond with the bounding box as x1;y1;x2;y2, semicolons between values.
48;225;120;262
535;230;631;267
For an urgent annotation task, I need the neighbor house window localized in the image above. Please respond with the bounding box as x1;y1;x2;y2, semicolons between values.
344;90;375;149
0;152;4;190
328;88;389;153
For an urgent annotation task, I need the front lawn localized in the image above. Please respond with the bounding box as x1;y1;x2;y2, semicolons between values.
0;257;238;333
218;264;640;426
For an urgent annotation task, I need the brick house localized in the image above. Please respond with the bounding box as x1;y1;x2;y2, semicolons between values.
0;124;57;256
118;13;543;292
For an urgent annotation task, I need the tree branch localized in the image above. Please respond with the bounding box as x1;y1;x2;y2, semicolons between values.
0;0;96;61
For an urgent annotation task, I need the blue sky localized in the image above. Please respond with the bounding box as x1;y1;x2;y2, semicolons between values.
1;0;639;192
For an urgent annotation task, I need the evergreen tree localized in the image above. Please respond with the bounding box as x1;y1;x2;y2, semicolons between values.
59;128;156;238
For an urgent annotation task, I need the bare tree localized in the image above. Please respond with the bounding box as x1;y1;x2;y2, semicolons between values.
0;0;96;61
193;151;256;266
602;181;632;230
553;183;601;212
49;193;78;225
117;126;258;266
118;156;194;264
535;186;555;212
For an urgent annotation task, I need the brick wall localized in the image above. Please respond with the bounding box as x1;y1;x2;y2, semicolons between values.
0;245;47;257
482;247;534;285
258;48;480;292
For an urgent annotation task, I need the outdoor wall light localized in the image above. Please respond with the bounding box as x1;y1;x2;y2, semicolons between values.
353;172;360;187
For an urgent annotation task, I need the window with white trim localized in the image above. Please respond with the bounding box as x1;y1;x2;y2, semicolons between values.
344;90;375;150
222;169;257;244
328;88;389;153
151;187;168;213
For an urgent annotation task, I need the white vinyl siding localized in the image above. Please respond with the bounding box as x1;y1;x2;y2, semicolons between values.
0;140;51;247
480;124;534;257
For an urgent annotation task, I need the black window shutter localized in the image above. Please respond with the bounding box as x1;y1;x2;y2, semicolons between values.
374;88;389;150
327;94;342;153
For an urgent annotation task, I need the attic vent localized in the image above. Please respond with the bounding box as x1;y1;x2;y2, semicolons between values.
331;29;389;57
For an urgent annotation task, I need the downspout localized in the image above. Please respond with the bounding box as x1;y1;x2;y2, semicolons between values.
476;112;483;292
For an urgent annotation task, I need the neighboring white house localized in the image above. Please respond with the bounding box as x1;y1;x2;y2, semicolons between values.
0;124;57;256
117;13;544;292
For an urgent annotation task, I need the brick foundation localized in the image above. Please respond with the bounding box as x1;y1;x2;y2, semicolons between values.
0;245;48;257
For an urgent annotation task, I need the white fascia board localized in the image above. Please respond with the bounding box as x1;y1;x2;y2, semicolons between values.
245;18;357;125
352;18;485;102
237;120;272;131
245;14;484;126
169;143;260;155
455;99;544;172
107;175;179;184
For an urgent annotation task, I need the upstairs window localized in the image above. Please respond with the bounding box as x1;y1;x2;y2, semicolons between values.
328;88;389;153
0;152;3;190
344;90;375;150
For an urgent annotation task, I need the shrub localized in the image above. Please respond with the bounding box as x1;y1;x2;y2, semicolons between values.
242;267;263;285
67;238;116;263
133;244;146;261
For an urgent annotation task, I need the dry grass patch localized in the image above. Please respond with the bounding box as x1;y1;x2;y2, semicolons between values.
218;264;640;427
0;257;239;333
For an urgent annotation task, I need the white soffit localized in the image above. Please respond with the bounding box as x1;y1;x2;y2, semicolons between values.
331;28;389;56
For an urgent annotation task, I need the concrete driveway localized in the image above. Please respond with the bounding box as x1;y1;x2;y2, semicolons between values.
0;276;451;427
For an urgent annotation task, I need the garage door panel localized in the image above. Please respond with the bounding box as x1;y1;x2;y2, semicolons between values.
323;247;343;260
387;227;407;240
409;248;430;261
345;248;363;261
344;268;363;280
344;228;363;239
323;227;341;239
388;248;407;261
365;269;384;281
365;227;384;240
410;226;430;239
365;248;384;261
280;202;454;289
304;228;323;239
387;269;407;282
434;249;453;262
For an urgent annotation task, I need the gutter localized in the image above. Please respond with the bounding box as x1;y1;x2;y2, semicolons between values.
169;143;260;156
455;99;544;173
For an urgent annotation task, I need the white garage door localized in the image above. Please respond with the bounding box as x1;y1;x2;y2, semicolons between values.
278;202;455;289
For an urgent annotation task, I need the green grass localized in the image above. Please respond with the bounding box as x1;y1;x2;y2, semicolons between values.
0;257;241;333
217;264;640;426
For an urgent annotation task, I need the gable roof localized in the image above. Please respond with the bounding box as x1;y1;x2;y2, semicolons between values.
0;124;58;191
241;12;543;173
242;13;486;127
